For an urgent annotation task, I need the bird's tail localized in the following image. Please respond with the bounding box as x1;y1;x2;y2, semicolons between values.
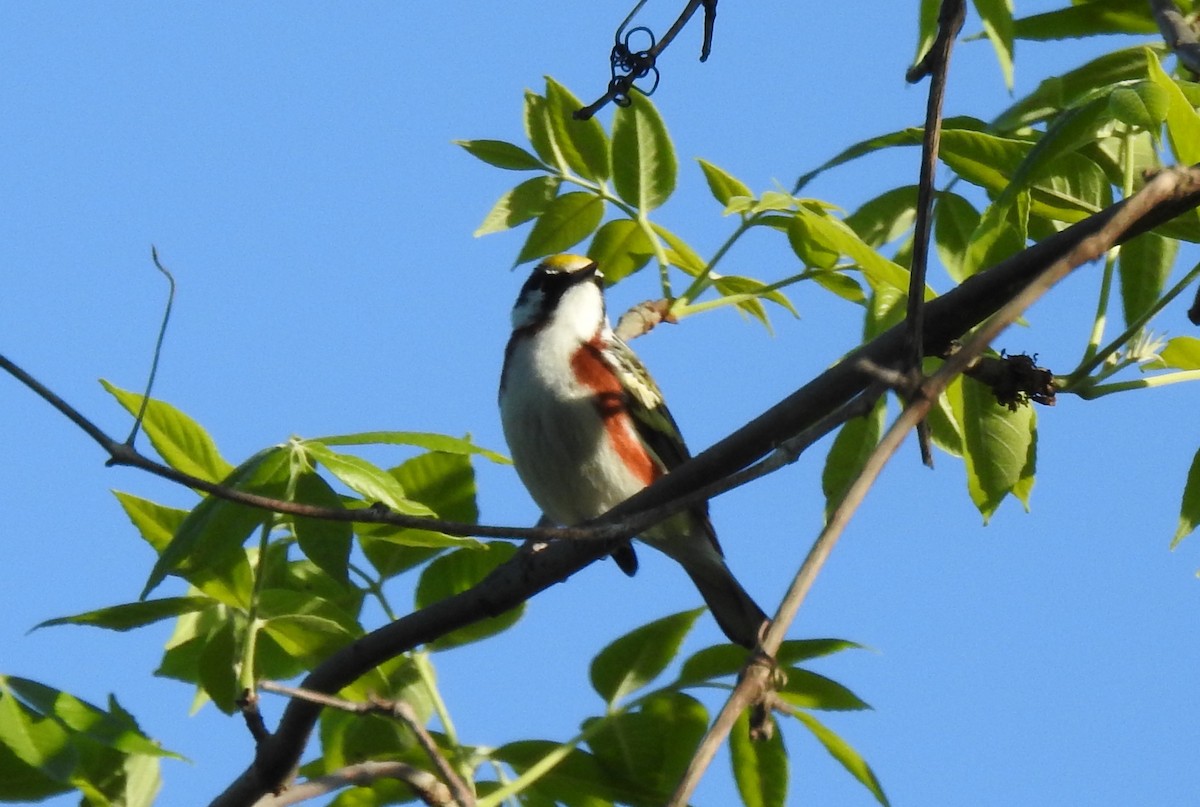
678;553;769;649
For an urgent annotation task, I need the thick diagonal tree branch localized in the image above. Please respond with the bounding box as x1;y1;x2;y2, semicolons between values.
208;168;1200;807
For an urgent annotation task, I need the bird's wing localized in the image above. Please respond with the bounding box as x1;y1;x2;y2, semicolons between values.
600;335;692;471
600;334;724;554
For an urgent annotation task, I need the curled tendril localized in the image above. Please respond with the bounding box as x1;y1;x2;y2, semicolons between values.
608;25;660;106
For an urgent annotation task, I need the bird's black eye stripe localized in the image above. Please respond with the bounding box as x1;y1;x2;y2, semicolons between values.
516;262;600;314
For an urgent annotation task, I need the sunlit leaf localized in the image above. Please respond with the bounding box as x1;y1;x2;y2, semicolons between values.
822;397;886;519
590;609;703;706
973;0;1015;89
1174;447;1200;547
34;597;213;633
588;218;655;284
1148;49;1200;164
474;175;561;237
454;138;544;171
516;192;605;265
960;374;1037;522
304;442;433;515
308;431;509;464
778;668;871;711
291;471;353;584
994;45;1159;130
101;380;233;483
612;92;677;212
545;78;610;182
697;159;752;206
731;707;788;807
792;711;889;805
141;447;290;599
585;692;708;802
1119;232;1177;328
1159;336;1200;370
1013;0;1157;41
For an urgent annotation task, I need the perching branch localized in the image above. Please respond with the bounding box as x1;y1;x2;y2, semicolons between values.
1150;0;1200;76
208;168;1200;807
666;164;1200;807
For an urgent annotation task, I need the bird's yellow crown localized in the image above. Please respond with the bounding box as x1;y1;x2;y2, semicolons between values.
539;254;596;274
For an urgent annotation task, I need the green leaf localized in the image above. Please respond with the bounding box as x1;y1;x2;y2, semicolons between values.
934;192;981;284
822;398;886;519
1173;447;1200;547
474;175;561;237
0;681;76;782
1147;49;1200;164
101;380;234;483
261;613;357;663
587;218;655;284
787;210;840;270
778;669;871;711
34;597;213;633
792;208;913;294
524;91;557;167
731;707;788;807
454;138;544;171
972;0;1015;89
1108;82;1171;133
676;638;862;686
913;0;940;70
611;92;677;212
515;191;605;265
496;740;635;807
3;679;179;759
810;270;866;304
697;159;752;207
197;619;240;713
994;45;1160;130
1159;336;1200;370
1119;232;1177;327
291;471;353;584
309;431;509;463
114;492;250;606
710;274;800;326
0;738;69;801
845;186;919;249
589;609;703;706
141;446;290;599
304;442;433;515
792;711;889;806
960;374;1037;522
415;543;523;650
1013;0;1157;41
113;491;188;555
545;78;610;182
585;692;709;803
360;451;483;579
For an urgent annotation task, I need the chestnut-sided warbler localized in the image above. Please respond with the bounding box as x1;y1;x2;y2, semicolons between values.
499;254;768;648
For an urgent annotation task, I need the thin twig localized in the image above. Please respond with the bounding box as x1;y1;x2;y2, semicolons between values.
904;0;965;467
254;761;452;807
665;165;1200;806
575;0;714;119
260;682;475;806
126;246;176;446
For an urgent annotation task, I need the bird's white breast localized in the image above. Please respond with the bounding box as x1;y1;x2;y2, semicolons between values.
501;297;646;526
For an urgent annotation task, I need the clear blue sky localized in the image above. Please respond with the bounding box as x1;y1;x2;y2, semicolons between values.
2;3;1198;806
